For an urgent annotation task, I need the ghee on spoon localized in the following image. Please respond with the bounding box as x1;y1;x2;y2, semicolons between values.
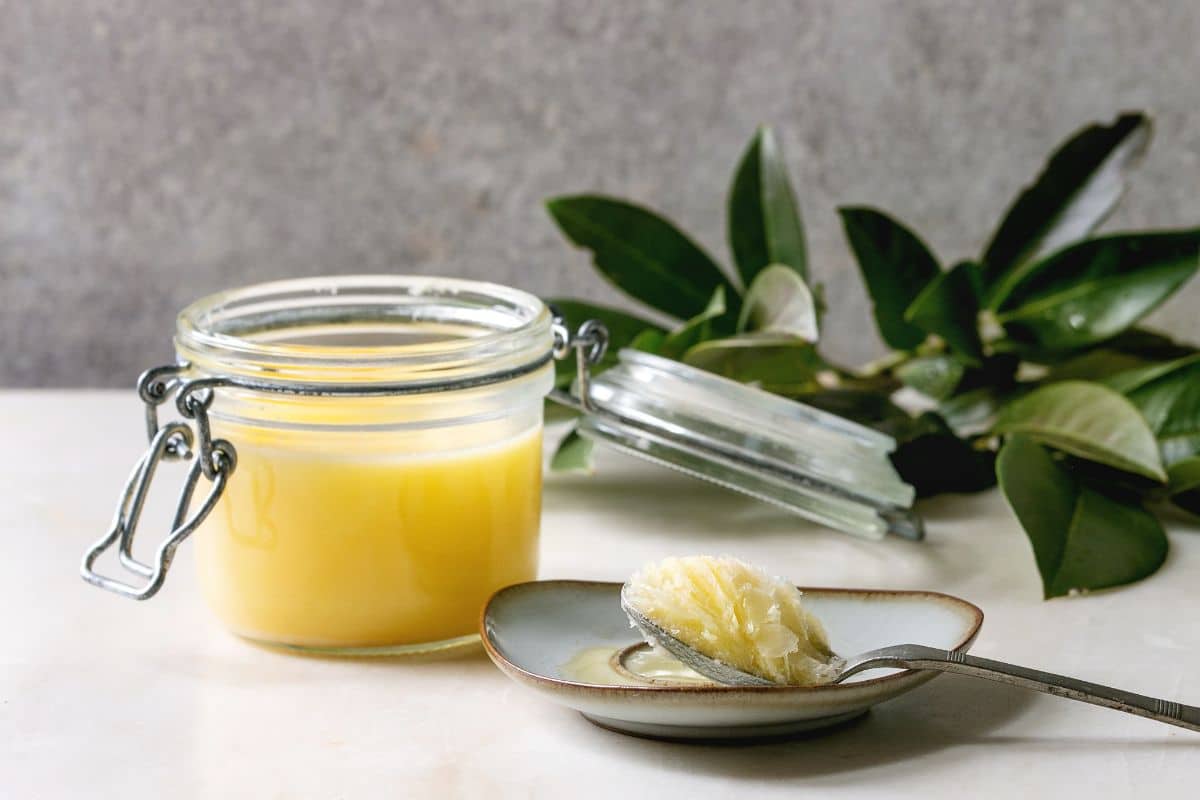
620;556;843;688
622;556;1200;732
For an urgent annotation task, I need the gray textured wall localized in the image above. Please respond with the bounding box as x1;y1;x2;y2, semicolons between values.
3;0;1199;387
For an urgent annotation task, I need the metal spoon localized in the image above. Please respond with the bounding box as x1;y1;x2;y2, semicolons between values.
620;590;1200;733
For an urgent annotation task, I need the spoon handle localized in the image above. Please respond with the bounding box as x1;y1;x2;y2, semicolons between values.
841;644;1200;733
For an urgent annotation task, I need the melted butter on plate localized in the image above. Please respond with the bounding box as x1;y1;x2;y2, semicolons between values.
562;644;715;687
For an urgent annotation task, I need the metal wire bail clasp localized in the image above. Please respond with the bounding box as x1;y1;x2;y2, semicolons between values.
549;309;609;412
81;364;238;600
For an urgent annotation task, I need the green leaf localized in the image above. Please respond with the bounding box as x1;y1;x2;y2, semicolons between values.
992;381;1166;482
1167;457;1200;517
544;299;665;389
895;355;966;401
982;113;1152;307
682;338;823;392
1043;330;1198;393
737;264;818;341
996;434;1168;598
1045;349;1161;385
1028;328;1198;375
658;287;729;359
1124;357;1200;467
794;388;911;429
839;207;941;349
882;412;997;498
728;126;808;285
629;328;666;354
546;195;738;320
1099;327;1199;361
1103;355;1200;485
904;261;984;365
826;368;902;396
550;427;595;473
939;386;1023;438
1103;352;1200;395
994;230;1200;352
544;399;580;424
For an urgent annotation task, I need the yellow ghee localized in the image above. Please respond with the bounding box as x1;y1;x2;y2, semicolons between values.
195;414;543;651
562;645;714;686
624;555;843;685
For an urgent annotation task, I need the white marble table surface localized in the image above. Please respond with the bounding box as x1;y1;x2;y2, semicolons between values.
3;391;1198;799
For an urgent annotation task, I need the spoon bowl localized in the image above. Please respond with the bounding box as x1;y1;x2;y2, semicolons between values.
619;587;777;687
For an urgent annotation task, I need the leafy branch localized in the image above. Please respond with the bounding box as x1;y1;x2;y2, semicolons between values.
544;113;1200;599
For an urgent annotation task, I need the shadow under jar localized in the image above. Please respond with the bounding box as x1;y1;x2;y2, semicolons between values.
89;276;554;655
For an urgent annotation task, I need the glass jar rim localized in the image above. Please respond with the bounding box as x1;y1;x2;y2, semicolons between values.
175;275;553;388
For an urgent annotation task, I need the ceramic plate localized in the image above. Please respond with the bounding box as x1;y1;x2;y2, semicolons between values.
481;580;983;740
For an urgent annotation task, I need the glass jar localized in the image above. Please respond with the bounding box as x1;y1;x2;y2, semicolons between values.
85;276;554;654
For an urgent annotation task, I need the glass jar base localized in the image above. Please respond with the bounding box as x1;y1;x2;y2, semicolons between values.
238;632;482;658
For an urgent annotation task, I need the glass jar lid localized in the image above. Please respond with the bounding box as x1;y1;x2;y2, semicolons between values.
552;338;922;541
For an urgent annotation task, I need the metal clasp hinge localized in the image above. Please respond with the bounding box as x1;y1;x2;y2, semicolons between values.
549;310;609;412
81;364;237;600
